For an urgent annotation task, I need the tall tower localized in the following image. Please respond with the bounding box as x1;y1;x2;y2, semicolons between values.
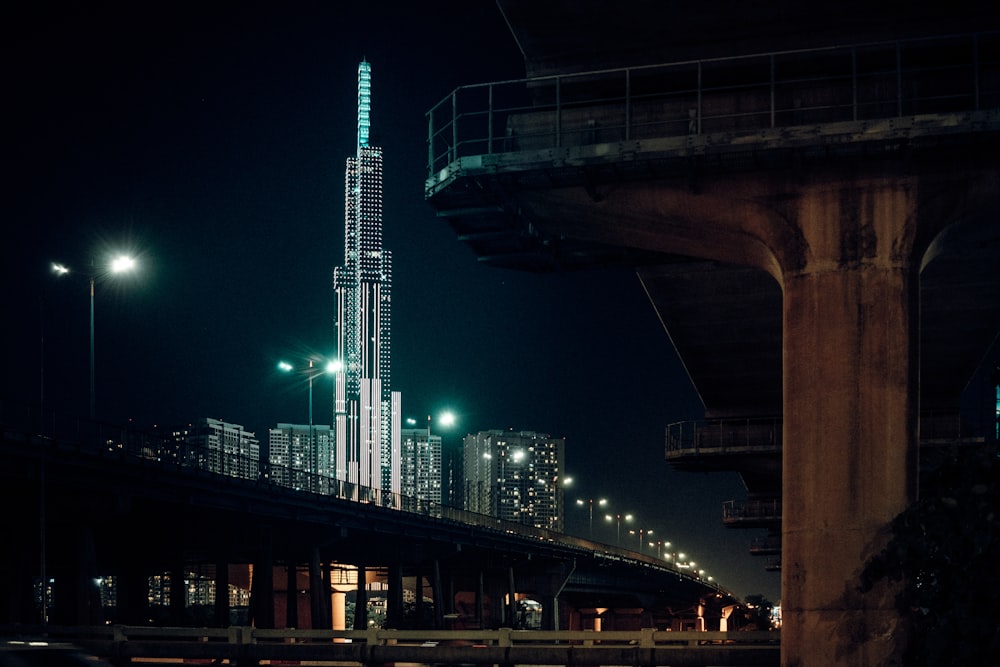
333;60;402;500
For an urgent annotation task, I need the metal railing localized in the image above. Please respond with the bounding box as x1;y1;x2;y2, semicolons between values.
427;32;1000;180
0;400;548;538
1;400;733;596
666;418;782;457
667;410;985;459
16;625;780;666
723;499;782;525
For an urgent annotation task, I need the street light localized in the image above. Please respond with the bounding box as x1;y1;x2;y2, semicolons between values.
576;497;607;540
605;512;633;547
631;528;652;554
650;539;670;559
53;255;138;420
278;357;339;487
428;410;456;436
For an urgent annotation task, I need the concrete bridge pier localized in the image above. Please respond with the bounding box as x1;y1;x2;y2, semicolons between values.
499;152;999;663
779;176;923;666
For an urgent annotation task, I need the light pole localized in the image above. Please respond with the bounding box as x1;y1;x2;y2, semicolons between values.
633;528;652;554
427;410;456;437
278;358;340;489
576;497;607;540
606;512;633;547
53;255;137;420
651;539;671;560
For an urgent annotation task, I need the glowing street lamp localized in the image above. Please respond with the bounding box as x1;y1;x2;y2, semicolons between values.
576;497;607;540
606;512;633;547
628;527;652;554
277;358;341;420
52;254;138;420
650;539;671;559
278;357;339;486
427;410;457;436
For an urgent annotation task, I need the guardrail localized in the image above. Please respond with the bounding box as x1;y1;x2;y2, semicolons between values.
1;400;738;606
20;625;780;666
426;31;1000;179
723;499;782;526
666;418;782;457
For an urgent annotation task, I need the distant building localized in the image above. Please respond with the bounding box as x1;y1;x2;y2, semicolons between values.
179;417;260;480
269;423;333;490
400;428;443;513
463;429;566;532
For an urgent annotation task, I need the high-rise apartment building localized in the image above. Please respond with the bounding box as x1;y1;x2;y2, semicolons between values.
462;429;566;532
332;60;401;498
269;423;333;490
178;417;260;480
400;428;443;513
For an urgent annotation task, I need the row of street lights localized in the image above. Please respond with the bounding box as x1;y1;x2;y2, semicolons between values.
570;490;707;579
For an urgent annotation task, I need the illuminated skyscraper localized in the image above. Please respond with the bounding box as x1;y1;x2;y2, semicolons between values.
333;60;402;498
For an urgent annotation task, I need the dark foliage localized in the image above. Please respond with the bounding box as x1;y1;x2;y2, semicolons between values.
860;446;1000;666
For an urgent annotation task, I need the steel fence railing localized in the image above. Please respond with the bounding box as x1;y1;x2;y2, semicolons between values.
2;399;736;595
427;32;1000;180
665;417;782;457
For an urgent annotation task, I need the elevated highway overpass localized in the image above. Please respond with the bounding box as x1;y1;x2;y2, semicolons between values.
0;405;737;635
423;3;1000;665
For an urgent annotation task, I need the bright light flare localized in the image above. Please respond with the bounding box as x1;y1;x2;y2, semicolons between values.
325;359;343;374
110;255;136;273
277;361;293;372
51;262;70;275
439;410;456;427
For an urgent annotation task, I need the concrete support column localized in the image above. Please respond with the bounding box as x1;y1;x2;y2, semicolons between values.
309;548;329;629
213;560;229;628
169;555;186;626
386;562;404;629
781;182;919;666
250;554;274;629
353;565;367;630
506;566;516;628
432;559;445;630
331;591;347;631
285;562;298;628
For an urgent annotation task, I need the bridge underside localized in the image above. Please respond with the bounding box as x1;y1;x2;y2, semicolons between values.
429;117;1000;422
426;7;1000;665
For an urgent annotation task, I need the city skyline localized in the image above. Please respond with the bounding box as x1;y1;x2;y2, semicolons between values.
3;2;779;602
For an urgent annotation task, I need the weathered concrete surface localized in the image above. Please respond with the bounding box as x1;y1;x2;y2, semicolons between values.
497;160;999;665
779;180;921;667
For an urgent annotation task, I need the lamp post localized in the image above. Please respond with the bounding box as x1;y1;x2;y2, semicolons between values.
427;410;456;437
278;358;340;490
576;497;607;540
606;512;633;547
634;528;652;554
53;255;137;420
651;539;671;560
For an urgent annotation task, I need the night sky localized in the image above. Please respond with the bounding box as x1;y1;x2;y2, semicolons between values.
3;2;780;602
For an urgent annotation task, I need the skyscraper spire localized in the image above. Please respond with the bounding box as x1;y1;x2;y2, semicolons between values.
333;60;401;503
357;60;371;150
